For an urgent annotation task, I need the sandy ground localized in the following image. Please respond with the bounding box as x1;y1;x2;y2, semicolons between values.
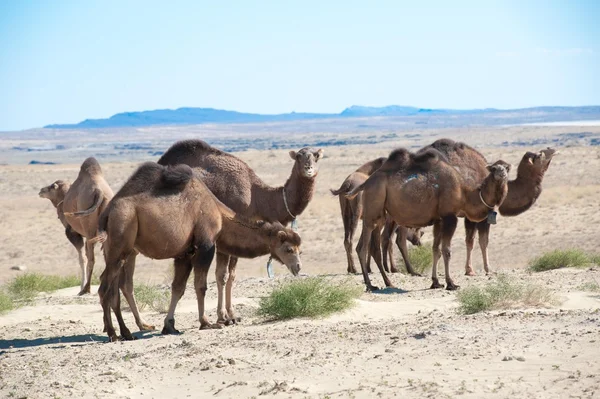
1;126;600;398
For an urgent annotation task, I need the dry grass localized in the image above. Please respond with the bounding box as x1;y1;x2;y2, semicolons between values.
133;283;170;313
457;274;558;314
400;244;432;275
528;249;597;272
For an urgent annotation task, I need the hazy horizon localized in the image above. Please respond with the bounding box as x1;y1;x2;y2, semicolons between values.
1;0;599;130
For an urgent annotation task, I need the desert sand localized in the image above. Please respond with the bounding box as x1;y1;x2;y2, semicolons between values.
1;125;600;398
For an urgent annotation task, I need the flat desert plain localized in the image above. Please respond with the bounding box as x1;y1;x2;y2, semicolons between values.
1;125;600;398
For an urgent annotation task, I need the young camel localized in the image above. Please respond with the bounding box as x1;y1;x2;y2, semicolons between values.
95;162;302;341
157;140;321;324
39;180;86;275
421;139;557;275
347;148;510;292
330;157;423;275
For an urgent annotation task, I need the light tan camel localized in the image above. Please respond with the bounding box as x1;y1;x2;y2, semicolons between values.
95;162;302;341
39;180;85;274
347;148;510;291
157;140;321;323
421;139;557;275
56;158;113;295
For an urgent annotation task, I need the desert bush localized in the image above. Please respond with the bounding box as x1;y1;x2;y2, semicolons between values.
0;290;14;313
134;283;170;313
578;281;600;292
528;249;595;272
400;244;432;275
7;273;80;303
457;275;557;314
257;277;362;320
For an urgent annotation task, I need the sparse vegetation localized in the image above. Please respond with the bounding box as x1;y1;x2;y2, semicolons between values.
7;273;80;304
578;281;600;292
528;249;597;272
0;289;14;313
133;283;170;313
457;274;558;314
400;244;432;275
257;277;362;320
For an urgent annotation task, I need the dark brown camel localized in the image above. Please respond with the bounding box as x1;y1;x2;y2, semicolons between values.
381;220;424;275
331;157;423;275
95;162;302;341
421;139;557;275
39;180;85;276
157;140;321;323
347;148;510;291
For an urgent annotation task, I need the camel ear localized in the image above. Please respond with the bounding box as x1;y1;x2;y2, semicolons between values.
314;149;324;161
486;164;493;172
527;156;534;165
419;231;424;238
277;231;287;242
505;163;511;173
289;150;297;160
52;183;58;189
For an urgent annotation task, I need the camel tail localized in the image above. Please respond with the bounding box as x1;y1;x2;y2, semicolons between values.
330;180;352;196
344;181;367;200
161;164;193;189
64;189;103;218
89;210;109;244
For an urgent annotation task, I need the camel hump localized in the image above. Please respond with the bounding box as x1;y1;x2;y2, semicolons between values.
80;157;103;176
158;139;225;166
411;148;444;164
161;164;193;188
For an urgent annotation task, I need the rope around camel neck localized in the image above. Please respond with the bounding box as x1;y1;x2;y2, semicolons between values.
479;189;495;209
282;187;296;219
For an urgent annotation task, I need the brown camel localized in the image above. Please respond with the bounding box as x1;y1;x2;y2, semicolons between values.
381;220;424;275
157;140;321;323
39;180;86;275
421;139;557;275
330;157;423;275
95;162;302;341
347;147;510;291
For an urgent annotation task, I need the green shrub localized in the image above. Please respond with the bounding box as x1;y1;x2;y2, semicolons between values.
528;249;594;272
400;244;432;275
0;290;14;313
133;283;170;313
7;273;80;303
590;254;600;265
257;277;362;320
457;275;557;314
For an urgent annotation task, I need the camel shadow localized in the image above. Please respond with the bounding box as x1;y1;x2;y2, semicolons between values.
0;330;160;351
372;287;409;295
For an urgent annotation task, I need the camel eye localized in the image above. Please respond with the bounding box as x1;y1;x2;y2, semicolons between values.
286;248;294;253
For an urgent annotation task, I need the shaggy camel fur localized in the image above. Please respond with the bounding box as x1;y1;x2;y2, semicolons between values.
57;158;114;295
347;148;510;291
331;157;423;275
422;139;557;275
381;220;424;275
158;140;321;323
39;180;86;274
95;162;302;341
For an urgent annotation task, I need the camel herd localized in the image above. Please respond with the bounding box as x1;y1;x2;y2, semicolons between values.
38;138;557;341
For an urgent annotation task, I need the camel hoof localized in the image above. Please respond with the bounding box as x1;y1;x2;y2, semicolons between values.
161;327;180;335
121;332;136;341
430;281;444;289
390;268;400;274
108;334;120;343
465;268;476;276
366;285;380;292
77;290;90;296
347;268;358;274
409;272;422;277
200;323;223;330
445;283;460;291
139;324;155;332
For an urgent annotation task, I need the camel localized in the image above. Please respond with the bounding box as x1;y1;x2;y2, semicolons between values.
95;162;302;341
39;180;86;274
330;157;423;275
420;139;557;275
157;140;321;323
347;147;510;291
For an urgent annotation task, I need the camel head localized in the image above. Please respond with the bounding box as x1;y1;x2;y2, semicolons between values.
38;180;70;202
486;160;511;182
289;147;324;178
518;148;558;177
407;228;424;246
269;226;302;276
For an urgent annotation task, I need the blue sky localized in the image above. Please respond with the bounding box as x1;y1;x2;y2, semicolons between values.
0;0;598;130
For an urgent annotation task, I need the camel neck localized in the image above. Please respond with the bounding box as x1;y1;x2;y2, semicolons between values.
217;215;272;259
280;171;316;222
498;176;542;216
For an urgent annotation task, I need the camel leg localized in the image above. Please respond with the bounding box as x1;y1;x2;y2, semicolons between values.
162;257;192;335
78;240;95;296
215;252;230;325
65;227;85;281
430;220;444;289
98;257;124;342
112;266;134;341
342;198;359;274
193;244;220;330
357;223;381;292
225;257;241;323
464;219;477;276
370;226;394;288
397;227;421;276
442;215;459;290
119;254;155;331
477;222;492;275
381;218;396;273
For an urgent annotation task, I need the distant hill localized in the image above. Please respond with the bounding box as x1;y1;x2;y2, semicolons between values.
44;105;600;129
